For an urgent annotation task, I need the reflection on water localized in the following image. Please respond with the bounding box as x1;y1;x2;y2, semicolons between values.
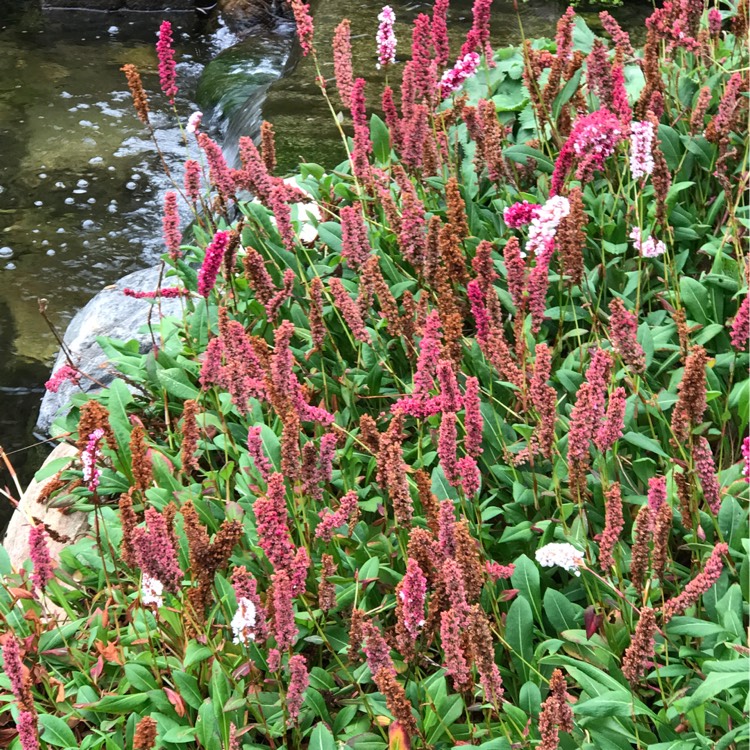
0;0;651;501
0;3;239;494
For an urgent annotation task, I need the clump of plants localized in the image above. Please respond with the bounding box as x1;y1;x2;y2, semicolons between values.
1;0;748;749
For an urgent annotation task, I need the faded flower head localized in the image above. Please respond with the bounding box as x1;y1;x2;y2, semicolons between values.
630;227;666;258
231;597;258;645
186;111;203;134
81;428;105;492
141;575;164;608
535;542;585;576
376;6;397;69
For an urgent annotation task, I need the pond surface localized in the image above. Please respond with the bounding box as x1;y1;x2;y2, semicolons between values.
0;0;651;502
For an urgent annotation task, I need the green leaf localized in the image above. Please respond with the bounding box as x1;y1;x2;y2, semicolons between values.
574;690;655;719
318;222;342;253
657;124;682;170
173;670;204;710
543;588;582;634
39;715;78;748
370;114;391;164
157;367;200;400
33;456;74;483
86;694;150;713
184;642;213;670
680;277;712;325
503;144;554;173
161;727;198;743
718;496;747;552
505;596;534;682
622;431;669;458
675;666;749;711
105;378;133;458
309;722;337;750
511;554;542;624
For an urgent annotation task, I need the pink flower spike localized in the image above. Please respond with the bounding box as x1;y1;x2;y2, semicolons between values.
290;0;315;56
29;525;53;591
45;364;80;393
742;436;750;482
503;200;541;229
186;111;202;135
156;20;178;101
162;191;182;260
81;428;105;492
486;561;515;581
197;230;231;297
629;121;655;179
397;558;427;638
439;52;481;99
376;6;397;69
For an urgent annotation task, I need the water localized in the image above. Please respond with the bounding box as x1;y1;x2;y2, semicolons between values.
0;0;651;506
0;2;242;496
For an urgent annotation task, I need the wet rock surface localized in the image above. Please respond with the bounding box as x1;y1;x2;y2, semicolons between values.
36;265;183;434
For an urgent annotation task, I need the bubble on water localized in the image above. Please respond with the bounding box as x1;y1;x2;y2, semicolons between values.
77;179;89;188
60;91;72;99
38;173;47;179
57;228;65;234
34;201;43;207
31;229;39;234
41;240;49;246
46;249;56;256
108;204;117;214
0;246;13;259
108;25;119;34
107;166;115;172
5;262;16;270
87;198;96;204
73;189;87;195
64;197;75;205
60;243;67;248
82;220;95;230
54;181;65;189
89;157;103;165
126;182;137;190
79;120;94;127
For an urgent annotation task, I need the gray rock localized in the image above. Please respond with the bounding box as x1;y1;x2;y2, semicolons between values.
2;442;87;569
36;265;183;435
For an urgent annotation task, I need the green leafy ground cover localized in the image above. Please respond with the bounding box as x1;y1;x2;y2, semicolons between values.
0;1;748;749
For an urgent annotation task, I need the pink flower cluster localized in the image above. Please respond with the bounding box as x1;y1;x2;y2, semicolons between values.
29;525;53;591
629;120;655;179
197;230;231;297
131;508;183;593
81;428;104;492
376;6;397;69
503;200;541;228
123;286;187;299
439;52;480;99
156;20;177;101
186;111;202;135
291;0;315;56
162;191;182;259
398;558;427;638
45;364;80;393
315;490;359;541
630;227;666;258
527;195;570;257
551;109;625;195
742;436;750;482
